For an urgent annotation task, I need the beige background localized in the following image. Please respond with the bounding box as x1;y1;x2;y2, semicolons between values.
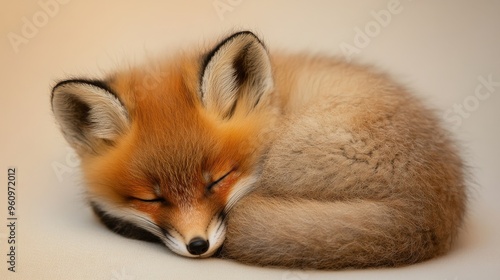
1;0;499;279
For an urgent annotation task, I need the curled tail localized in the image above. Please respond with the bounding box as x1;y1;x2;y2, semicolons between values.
221;194;459;269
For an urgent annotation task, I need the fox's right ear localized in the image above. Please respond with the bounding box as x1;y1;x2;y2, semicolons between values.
51;80;130;155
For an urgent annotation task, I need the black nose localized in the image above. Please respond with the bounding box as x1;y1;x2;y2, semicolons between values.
187;237;209;255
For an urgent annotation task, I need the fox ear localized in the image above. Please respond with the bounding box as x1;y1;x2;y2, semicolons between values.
200;31;274;118
51;80;130;155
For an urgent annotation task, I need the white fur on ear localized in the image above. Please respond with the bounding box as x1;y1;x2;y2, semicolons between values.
51;80;130;154
200;31;274;118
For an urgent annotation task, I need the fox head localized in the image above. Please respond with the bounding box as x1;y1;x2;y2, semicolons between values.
51;31;278;258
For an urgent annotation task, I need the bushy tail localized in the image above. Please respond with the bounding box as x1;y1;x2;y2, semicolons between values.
221;194;457;269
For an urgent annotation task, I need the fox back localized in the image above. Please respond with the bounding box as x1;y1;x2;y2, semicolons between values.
52;31;466;269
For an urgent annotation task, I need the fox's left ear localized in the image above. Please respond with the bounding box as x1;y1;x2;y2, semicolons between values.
200;31;274;118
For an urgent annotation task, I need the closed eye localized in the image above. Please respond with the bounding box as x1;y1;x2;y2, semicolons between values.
134;197;166;203
206;170;233;192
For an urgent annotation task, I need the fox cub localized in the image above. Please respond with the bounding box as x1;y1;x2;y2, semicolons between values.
51;31;466;269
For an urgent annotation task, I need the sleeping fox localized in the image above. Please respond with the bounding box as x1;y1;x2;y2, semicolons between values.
51;31;466;269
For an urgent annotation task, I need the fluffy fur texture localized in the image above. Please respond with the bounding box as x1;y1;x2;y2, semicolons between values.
51;31;466;269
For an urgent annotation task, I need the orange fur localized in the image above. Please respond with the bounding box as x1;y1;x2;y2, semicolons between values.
51;31;466;268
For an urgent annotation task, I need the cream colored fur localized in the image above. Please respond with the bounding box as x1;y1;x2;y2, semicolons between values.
221;53;466;268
